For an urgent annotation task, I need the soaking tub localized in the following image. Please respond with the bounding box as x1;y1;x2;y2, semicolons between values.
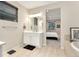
71;41;79;52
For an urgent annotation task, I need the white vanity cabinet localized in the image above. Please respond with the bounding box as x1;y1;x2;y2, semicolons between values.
24;32;43;48
0;41;5;57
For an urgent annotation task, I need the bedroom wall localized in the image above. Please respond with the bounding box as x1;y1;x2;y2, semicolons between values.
0;1;28;51
29;1;79;49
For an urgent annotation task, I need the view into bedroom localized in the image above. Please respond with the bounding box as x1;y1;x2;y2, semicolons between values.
46;8;61;48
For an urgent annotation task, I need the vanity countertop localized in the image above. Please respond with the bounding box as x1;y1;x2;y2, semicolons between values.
0;41;5;46
24;31;43;33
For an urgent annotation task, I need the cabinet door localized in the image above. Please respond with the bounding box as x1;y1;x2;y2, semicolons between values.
28;34;33;45
31;36;38;46
30;33;40;47
24;34;30;44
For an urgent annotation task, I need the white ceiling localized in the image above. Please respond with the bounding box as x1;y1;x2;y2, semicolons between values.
18;1;56;9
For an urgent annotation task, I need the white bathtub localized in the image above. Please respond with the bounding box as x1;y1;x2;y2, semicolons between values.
71;41;79;52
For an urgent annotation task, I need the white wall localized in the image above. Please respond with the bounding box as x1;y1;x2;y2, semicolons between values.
0;1;28;51
61;2;79;48
29;1;79;49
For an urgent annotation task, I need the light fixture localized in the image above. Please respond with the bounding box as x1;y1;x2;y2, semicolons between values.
29;13;42;17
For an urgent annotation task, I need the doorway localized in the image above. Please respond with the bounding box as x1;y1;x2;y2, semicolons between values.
46;8;61;48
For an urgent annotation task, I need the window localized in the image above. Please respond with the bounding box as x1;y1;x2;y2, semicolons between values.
0;1;18;22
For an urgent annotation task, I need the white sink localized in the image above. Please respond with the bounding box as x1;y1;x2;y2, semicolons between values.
0;41;5;46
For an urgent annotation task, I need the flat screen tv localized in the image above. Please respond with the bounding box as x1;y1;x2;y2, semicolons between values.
0;1;18;22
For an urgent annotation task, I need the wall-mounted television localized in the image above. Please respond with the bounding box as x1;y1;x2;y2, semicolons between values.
0;1;18;22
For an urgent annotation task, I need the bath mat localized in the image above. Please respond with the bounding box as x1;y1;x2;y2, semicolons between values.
23;45;36;50
7;50;16;55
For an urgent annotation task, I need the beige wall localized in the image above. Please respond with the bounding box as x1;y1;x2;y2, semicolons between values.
29;1;79;49
0;1;28;51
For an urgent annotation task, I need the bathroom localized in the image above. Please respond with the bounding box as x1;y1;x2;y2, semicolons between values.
1;1;79;57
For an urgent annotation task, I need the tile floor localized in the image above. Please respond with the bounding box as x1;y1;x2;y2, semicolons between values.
3;40;79;57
